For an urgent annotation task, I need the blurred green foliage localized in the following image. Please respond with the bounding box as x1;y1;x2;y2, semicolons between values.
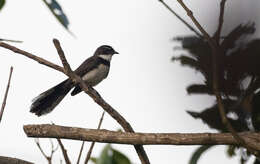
91;144;131;164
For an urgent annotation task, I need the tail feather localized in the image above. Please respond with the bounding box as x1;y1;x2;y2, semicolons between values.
30;79;73;116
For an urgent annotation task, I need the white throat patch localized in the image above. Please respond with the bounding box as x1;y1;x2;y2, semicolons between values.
99;54;112;61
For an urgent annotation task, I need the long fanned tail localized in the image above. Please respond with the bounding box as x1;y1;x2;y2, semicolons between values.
30;79;73;116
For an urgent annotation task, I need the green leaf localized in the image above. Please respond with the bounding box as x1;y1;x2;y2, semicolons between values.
227;145;237;157
90;157;98;164
189;145;213;164
0;0;5;11
112;148;131;164
97;144;113;164
42;0;70;31
93;144;131;164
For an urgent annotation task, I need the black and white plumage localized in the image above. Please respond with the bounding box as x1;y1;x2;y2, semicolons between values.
30;45;118;116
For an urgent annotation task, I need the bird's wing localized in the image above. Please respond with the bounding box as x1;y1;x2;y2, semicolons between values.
74;56;99;77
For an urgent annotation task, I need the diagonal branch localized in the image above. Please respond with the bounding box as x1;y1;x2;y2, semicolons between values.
176;0;260;157
35;139;49;161
84;111;105;164
158;0;202;38
213;0;227;43
34;138;58;164
52;39;150;164
0;42;64;73
77;112;105;164
24;124;260;148
0;66;13;123
56;138;71;164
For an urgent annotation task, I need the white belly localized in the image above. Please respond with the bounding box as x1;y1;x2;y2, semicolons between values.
82;64;109;86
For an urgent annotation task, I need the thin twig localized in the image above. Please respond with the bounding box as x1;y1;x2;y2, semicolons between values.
34;138;58;164
0;42;64;73
158;0;202;38
0;66;13;123
50;139;59;160
0;38;23;43
176;0;260;157
213;0;227;43
77;141;85;164
52;39;150;164
57;138;71;164
24;124;260;148
84;111;105;164
35;139;49;161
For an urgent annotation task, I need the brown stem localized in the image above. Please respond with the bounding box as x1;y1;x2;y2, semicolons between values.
158;0;202;38
0;42;64;73
84;111;105;164
77;142;85;164
0;156;33;164
24;124;260;148
57;138;71;164
34;138;58;164
0;66;13;123
0;38;22;43
213;0;227;43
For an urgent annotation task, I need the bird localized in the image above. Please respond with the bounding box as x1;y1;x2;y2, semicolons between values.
30;45;119;116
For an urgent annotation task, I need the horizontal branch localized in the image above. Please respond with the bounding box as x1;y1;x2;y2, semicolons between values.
0;156;33;164
23;124;260;149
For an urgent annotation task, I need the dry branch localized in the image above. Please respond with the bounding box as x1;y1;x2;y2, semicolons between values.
158;0;202;37
84;111;105;164
0;38;22;43
0;156;33;164
213;0;227;43
0;66;13;123
34;138;58;164
23;124;260;149
57;138;71;164
0;42;64;73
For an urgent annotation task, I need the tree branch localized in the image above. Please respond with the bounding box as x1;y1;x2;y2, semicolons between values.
23;124;260;148
213;0;227;43
52;39;150;164
0;156;33;164
158;0;202;38
0;67;13;122
0;66;13;123
56;138;71;164
34;138;58;164
84;111;105;164
0;42;64;73
0;38;22;43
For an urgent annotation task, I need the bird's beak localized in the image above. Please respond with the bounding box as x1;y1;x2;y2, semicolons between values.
114;51;119;54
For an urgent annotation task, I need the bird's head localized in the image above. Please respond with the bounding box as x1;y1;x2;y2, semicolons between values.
94;45;119;61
